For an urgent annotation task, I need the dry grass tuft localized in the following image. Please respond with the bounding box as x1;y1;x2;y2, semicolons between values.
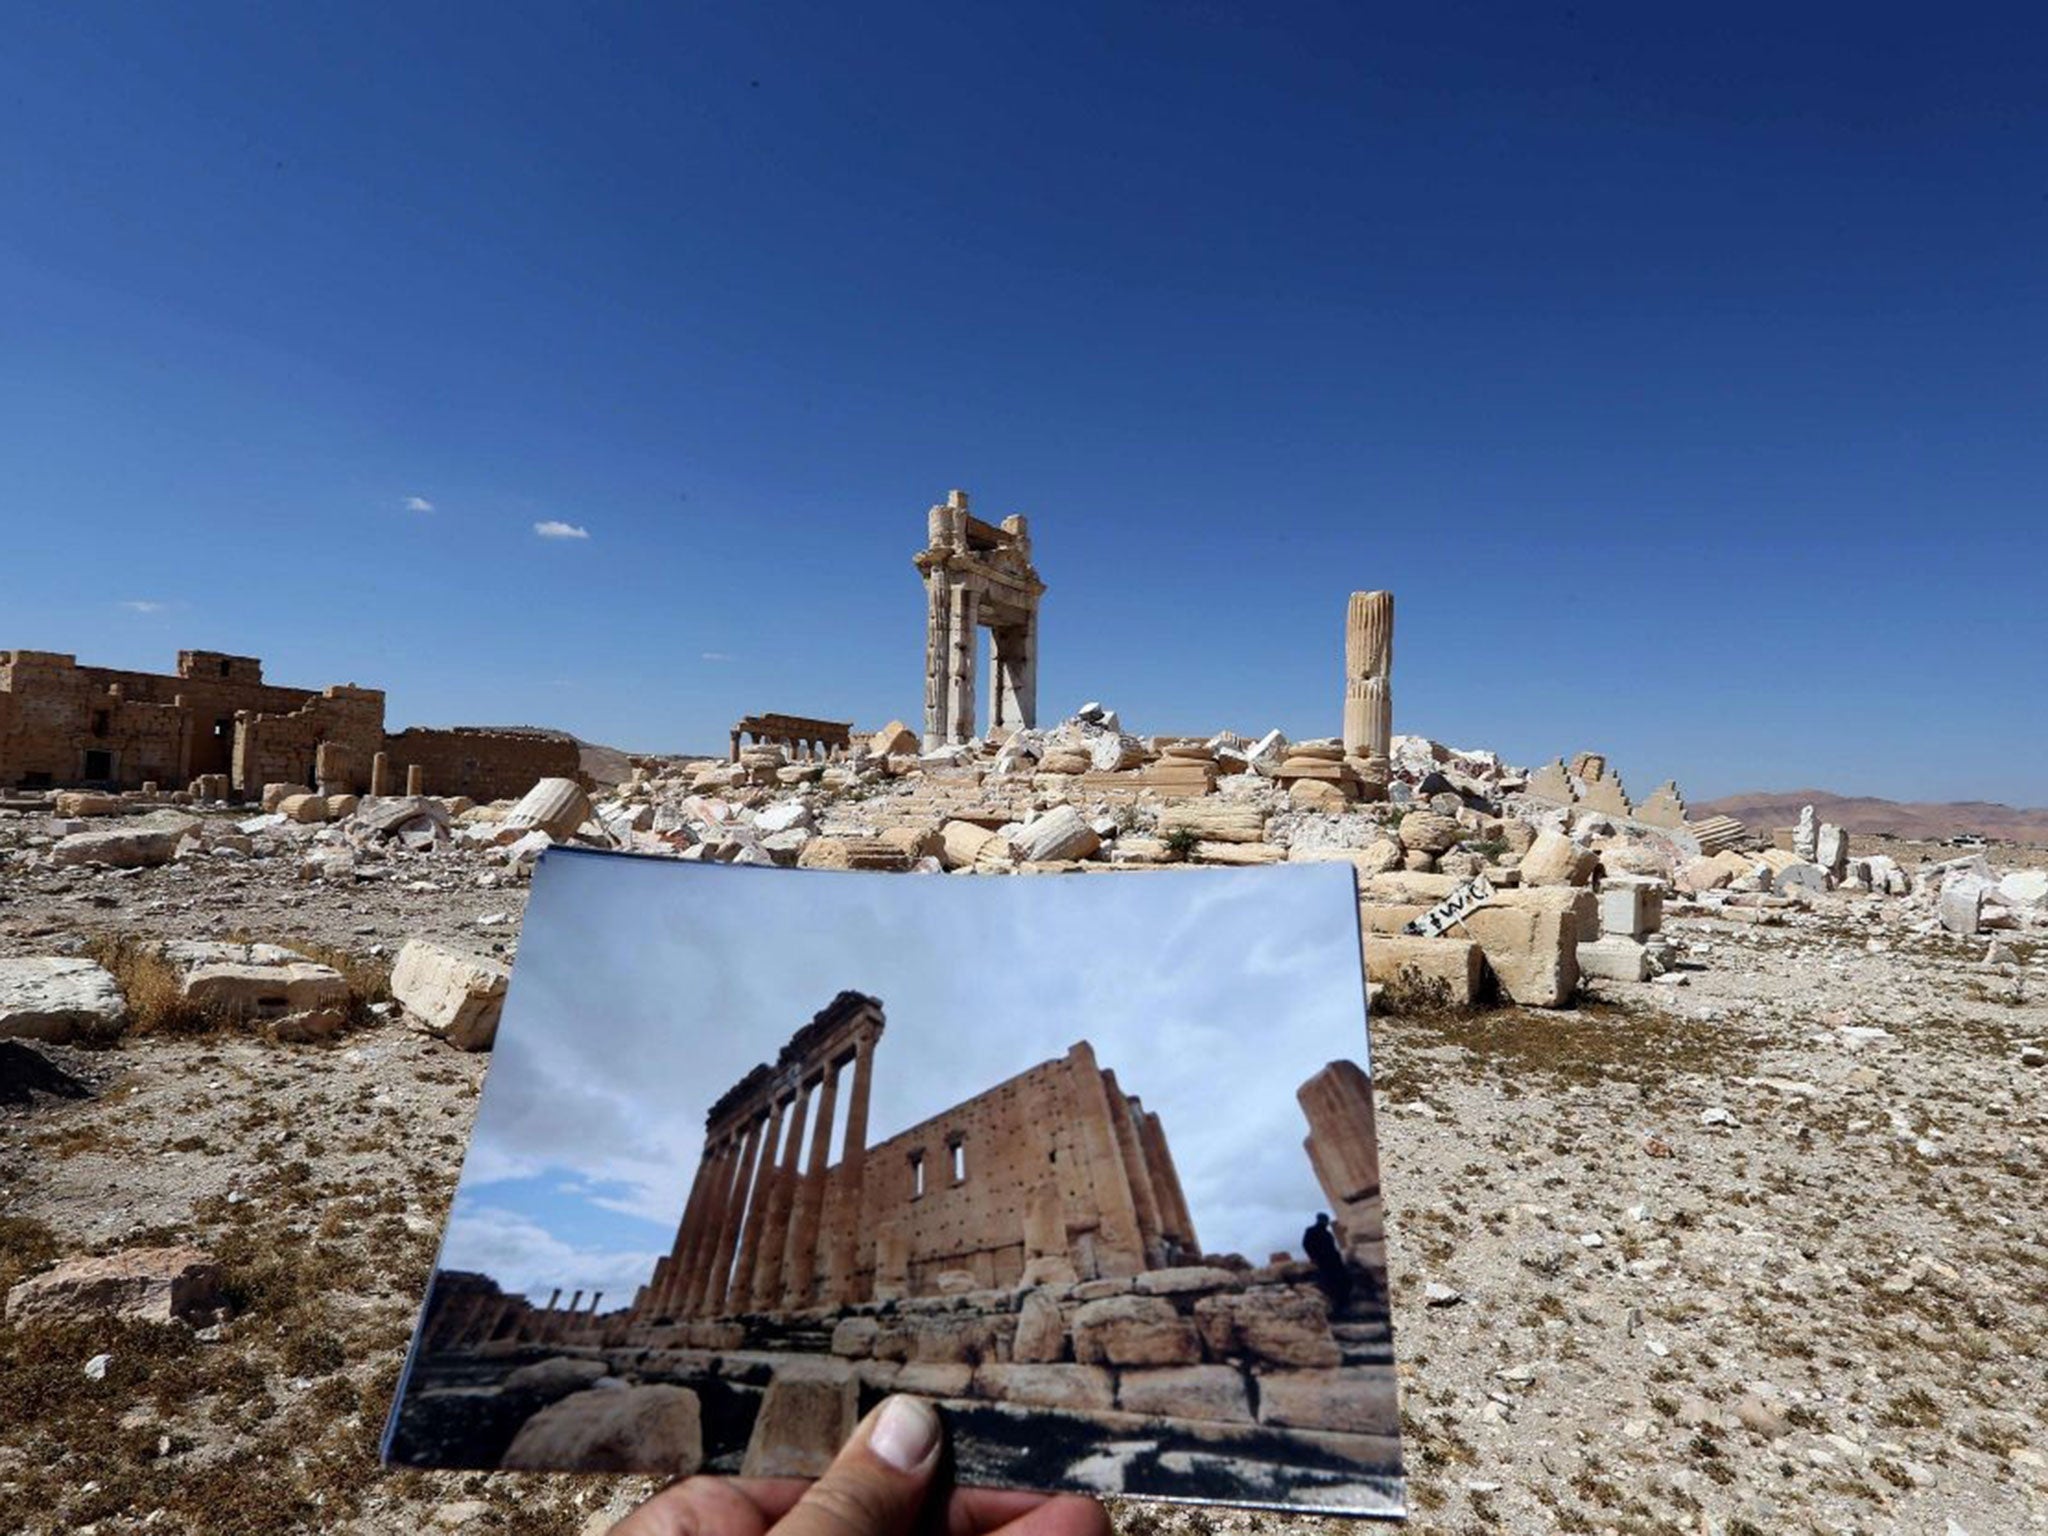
83;935;219;1036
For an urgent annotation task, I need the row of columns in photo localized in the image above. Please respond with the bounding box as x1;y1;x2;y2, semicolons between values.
425;1283;605;1354
644;1008;883;1321
728;714;854;763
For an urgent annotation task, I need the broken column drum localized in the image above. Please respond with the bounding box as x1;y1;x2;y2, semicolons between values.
1342;591;1393;761
914;490;1046;750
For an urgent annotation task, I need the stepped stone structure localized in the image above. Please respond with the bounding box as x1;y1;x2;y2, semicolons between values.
1341;592;1394;761
914;491;1045;750
637;992;1197;1323
0;648;580;799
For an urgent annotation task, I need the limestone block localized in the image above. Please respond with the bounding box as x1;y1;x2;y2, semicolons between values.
1816;822;1850;876
1793;805;1818;861
1677;856;1732;893
741;1367;858;1477
391;939;511;1051
0;957;128;1043
1132;1266;1244;1297
1191;1288;1340;1369
938;820;999;870
1459;904;1577;1008
503;1385;703;1474
1018;1255;1079;1287
1396;811;1462;854
505;778;593;841
971;1363;1114;1412
1997;870;2048;909
1773;862;1827;897
5;1245;222;1326
261;783;297;812
1071;1295;1200;1367
798;837;913;872
49;826;180;869
1156;803;1266;844
1401;850;1436;872
1010;806;1099;863
183;960;350;1039
1195;841;1285;866
1039;749;1090;774
906;1314;997;1364
1939;875;1988;935
327;793;360;818
53;791;122;817
1116;1364;1253;1423
1089;734;1146;772
829;1317;879;1358
1288;779;1352;815
1520;829;1596;886
1256;1365;1400;1436
877;824;943;861
1011;1288;1067;1363
1246;730;1288;775
1362;934;1482;1007
869;721;919;757
1576;936;1652;982
754;800;814;835
1597;884;1662;939
503;1357;611;1399
277;793;329;824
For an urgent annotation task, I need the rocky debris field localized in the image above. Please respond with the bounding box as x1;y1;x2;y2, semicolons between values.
2;712;2044;1535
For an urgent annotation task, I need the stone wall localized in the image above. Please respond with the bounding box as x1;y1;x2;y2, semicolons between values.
233;686;388;795
384;727;586;801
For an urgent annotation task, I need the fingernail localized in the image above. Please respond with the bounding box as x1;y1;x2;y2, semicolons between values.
868;1394;940;1472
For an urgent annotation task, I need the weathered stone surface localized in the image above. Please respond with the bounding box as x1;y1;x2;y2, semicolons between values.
1577;935;1652;982
906;1314;997;1364
1519;830;1596;886
277;792;329;824
503;1356;610;1399
1816;822;1849;877
503;1385;703;1473
1460;904;1577;1007
741;1366;858;1476
938;820;998;870
1939;875;1988;935
1071;1295;1200;1367
829;1317;879;1358
1997;870;2048;909
0;957;128;1043
5;1246;222;1326
49;826;180;868
1194;841;1285;866
392;940;510;1051
1288;779;1351;815
1677;856;1733;893
870;721;920;757
1010;805;1099;863
1396;811;1462;854
893;1361;974;1396
1793;804;1818;861
183;959;349;1040
1133;1266;1243;1297
1191;1287;1340;1368
1010;1287;1066;1363
1363;933;1482;1007
53;791;122;817
1597;884;1662;939
1117;1363;1254;1423
972;1363;1114;1412
1256;1366;1400;1436
1156;803;1266;844
505;778;593;841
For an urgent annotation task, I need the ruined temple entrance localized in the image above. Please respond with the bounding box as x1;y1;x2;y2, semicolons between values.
913;490;1045;750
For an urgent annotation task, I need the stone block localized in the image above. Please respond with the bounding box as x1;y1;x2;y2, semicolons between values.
1010;806;1100;863
1256;1365;1400;1436
503;1357;611;1400
1459;904;1577;1008
392;939;511;1051
505;777;593;841
938;820;998;870
6;1245;222;1326
182;959;350;1040
740;1366;857;1477
869;720;919;757
1191;1288;1340;1368
1939;875;1988;935
972;1363;1114;1412
503;1385;703;1474
277;793;329;824
1011;1288;1067;1363
1576;936;1652;982
1132;1266;1244;1297
1071;1295;1200;1367
1816;822;1850;876
53;791;122;817
1288;779;1352;815
1519;829;1596;886
1396;811;1463;854
49;826;180;869
829;1317;879;1358
1194;841;1285;865
0;957;128;1043
1998;870;2048;909
1156;803;1266;843
1115;1364;1253;1423
906;1314;997;1364
1596;884;1662;939
1362;933;1482;1007
893;1361;974;1396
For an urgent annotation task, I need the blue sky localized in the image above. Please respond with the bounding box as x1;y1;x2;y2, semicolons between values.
439;849;1369;1305
3;3;2043;802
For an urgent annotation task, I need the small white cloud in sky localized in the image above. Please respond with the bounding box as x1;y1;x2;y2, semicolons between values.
405;495;434;512
534;520;590;540
119;600;168;614
701;651;733;662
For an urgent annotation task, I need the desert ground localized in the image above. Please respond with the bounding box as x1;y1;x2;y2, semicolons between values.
2;726;2044;1536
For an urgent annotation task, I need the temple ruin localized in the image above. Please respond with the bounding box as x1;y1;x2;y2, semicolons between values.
0;647;581;800
914;490;1044;750
636;991;1198;1323
727;713;853;763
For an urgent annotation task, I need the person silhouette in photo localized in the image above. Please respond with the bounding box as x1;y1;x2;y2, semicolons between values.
1303;1211;1352;1311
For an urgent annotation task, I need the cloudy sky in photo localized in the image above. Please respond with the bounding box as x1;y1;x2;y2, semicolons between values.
437;850;1373;1306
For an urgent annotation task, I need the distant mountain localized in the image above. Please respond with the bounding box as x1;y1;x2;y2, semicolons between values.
1692;789;2048;844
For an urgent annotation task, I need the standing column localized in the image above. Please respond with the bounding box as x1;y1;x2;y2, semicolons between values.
370;751;391;797
1342;591;1394;760
921;574;954;751
654;1151;722;1317
675;1137;739;1318
692;1127;760;1317
1138;1107;1199;1256
701;1114;766;1316
730;1097;788;1311
750;1088;809;1308
779;1063;840;1310
947;585;979;745
1103;1072;1166;1270
824;1035;877;1304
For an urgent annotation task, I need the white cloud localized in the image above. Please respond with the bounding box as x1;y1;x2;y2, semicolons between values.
700;651;733;663
534;520;590;540
405;495;434;513
440;1203;661;1307
119;600;168;614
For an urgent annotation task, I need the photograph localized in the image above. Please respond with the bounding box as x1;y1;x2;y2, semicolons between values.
383;848;1401;1516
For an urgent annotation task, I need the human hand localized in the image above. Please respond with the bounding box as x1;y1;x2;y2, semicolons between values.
609;1394;1110;1536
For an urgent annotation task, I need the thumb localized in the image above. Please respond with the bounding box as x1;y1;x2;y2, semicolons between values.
773;1394;945;1536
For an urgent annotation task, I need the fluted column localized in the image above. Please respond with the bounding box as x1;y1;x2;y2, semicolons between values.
729;1097;787;1312
750;1087;810;1308
676;1137;738;1318
780;1062;840;1310
1342;591;1394;759
703;1113;767;1316
824;1034;877;1304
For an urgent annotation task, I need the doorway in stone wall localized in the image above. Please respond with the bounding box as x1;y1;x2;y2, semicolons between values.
82;749;113;782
